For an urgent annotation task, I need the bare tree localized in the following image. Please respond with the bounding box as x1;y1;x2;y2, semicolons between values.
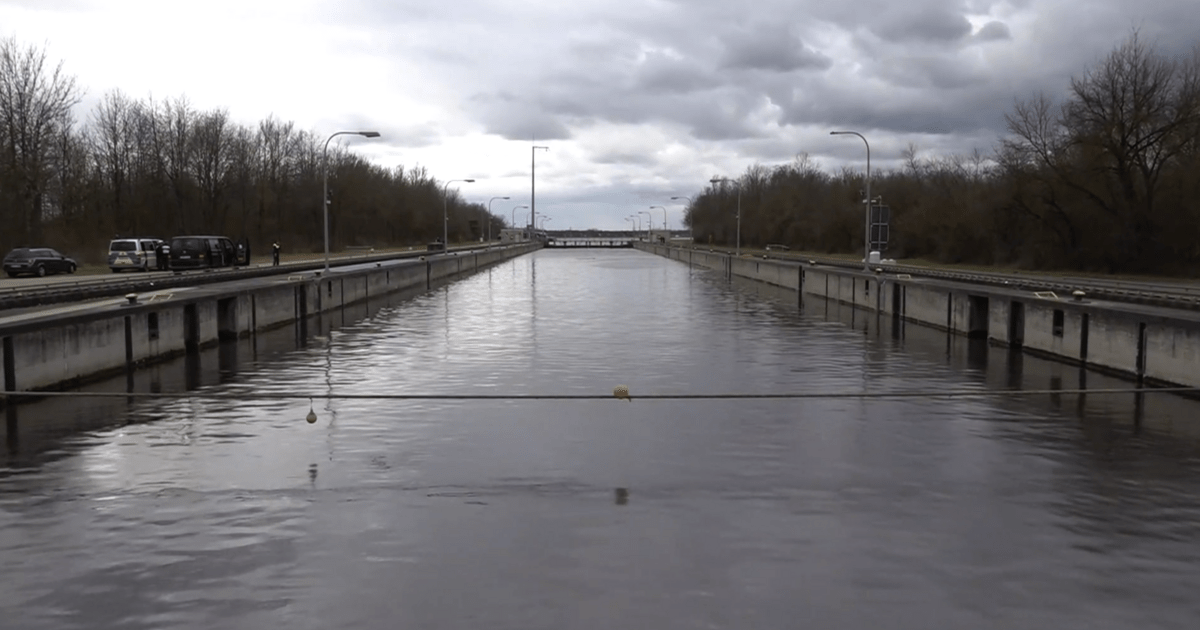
88;89;140;234
0;38;82;247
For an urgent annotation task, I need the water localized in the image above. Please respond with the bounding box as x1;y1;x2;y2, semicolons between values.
3;249;1200;629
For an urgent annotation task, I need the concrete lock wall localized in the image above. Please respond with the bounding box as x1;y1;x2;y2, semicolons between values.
634;243;1200;389
10;321;127;389
0;244;537;394
1146;324;1200;386
1084;311;1143;378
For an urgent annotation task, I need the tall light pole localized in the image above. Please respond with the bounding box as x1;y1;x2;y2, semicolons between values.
443;178;475;251
628;215;640;232
650;205;667;240
831;130;871;271
710;177;741;256
322;130;380;272
511;204;528;240
487;196;510;246
540;217;552;230
638;210;652;241
671;196;693;242
531;144;549;232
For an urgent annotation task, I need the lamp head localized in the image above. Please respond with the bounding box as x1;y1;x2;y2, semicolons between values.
464;179;476;183
360;131;381;138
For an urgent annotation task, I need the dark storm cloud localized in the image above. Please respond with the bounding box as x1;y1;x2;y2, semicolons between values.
327;0;1200;171
974;21;1011;42
872;7;973;43
719;25;832;72
468;92;573;141
632;52;720;93
590;146;659;166
875;55;990;90
779;75;1014;136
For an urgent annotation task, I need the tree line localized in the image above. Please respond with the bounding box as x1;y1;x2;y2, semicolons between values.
4;33;1198;274
0;37;500;262
686;33;1200;274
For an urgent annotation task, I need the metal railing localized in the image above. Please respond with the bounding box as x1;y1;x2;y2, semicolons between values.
0;244;528;312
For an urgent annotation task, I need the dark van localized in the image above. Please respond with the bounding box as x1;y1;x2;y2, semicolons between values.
168;236;247;271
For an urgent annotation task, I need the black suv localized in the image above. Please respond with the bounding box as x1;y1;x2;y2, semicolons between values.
3;247;78;278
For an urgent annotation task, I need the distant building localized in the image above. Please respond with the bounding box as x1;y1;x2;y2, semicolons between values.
499;228;528;243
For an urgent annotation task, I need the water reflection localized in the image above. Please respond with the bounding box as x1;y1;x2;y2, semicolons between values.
1;250;1200;630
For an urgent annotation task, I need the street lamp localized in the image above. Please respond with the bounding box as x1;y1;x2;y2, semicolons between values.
709;177;741;256
511;205;528;240
540;217;552;230
443;178;475;252
628;215;640;232
650;205;667;239
638;210;652;241
831;130;871;271
531;145;549;231
487;196;510;246
671;196;693;242
322;130;380;272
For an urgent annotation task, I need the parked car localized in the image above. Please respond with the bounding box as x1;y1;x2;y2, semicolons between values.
107;237;164;272
3;247;77;278
168;236;247;270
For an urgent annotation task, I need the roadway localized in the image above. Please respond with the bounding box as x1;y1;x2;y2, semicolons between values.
670;243;1200;310
0;243;517;312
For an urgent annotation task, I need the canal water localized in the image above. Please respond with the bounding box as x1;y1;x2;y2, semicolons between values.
3;249;1200;629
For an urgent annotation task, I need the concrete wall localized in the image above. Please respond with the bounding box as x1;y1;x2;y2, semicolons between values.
1146;324;1200;386
635;243;1200;390
1;244;537;394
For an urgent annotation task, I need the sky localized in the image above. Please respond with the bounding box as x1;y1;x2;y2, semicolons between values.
3;0;1198;231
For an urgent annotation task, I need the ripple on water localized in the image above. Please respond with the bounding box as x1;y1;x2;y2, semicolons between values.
2;250;1200;629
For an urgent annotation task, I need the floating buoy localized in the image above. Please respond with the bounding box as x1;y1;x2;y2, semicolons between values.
613;385;631;401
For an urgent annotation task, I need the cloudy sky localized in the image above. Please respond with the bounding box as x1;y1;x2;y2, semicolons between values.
4;0;1197;230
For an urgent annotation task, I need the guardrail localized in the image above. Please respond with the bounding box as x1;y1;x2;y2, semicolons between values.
675;245;1200;311
0;244;527;311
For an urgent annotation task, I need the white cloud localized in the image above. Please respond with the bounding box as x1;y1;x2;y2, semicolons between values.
2;0;1197;229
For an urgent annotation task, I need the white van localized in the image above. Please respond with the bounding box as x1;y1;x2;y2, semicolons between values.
108;238;163;272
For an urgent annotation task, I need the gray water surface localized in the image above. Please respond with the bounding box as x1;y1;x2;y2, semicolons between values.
2;249;1200;630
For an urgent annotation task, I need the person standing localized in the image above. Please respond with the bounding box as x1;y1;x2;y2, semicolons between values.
155;241;169;270
272;241;281;266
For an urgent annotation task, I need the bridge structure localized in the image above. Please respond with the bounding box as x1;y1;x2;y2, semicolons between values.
545;238;634;248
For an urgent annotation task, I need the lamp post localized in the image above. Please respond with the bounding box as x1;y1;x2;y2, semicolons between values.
650;205;667;240
670;196;693;242
510;204;528;241
487;196;510;246
831;130;871;271
531;144;549;231
540;217;552;230
709;177;741;256
322;130;380;272
628;215;640;233
443;178;475;252
638;210;652;242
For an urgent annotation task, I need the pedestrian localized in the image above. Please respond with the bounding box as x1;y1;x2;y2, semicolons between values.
272;241;281;266
155;241;169;270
